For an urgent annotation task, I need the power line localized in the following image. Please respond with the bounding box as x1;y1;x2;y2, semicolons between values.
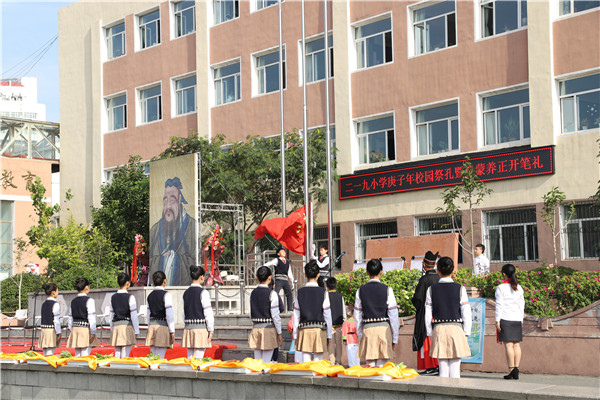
2;34;58;80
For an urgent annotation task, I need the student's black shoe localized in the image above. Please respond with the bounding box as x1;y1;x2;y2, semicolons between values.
422;368;439;376
504;367;519;379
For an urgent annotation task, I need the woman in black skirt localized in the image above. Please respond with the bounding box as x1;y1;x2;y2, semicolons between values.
495;264;525;379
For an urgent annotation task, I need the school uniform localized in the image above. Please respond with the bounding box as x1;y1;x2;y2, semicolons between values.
495;283;525;342
473;255;490;276
327;290;346;365
145;287;175;348
411;269;440;370
182;283;214;350
248;284;282;361
39;297;61;351
67;293;98;350
108;290;140;347
316;254;330;287
292;282;332;360
265;257;295;311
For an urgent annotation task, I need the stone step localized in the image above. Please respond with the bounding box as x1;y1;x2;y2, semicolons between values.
221;348;295;363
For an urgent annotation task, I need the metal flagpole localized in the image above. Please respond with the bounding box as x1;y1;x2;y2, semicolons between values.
301;0;310;259
278;0;286;218
323;0;334;275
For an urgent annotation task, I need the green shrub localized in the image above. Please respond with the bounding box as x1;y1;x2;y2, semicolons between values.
0;273;40;313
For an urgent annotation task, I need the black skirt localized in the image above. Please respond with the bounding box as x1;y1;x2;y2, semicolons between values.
499;319;522;342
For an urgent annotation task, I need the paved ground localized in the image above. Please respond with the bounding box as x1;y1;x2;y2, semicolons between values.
461;371;600;389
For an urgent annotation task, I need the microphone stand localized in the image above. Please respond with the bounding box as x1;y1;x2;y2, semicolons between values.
28;270;54;351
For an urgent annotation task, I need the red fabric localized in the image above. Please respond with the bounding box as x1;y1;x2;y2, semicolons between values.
417;337;438;370
131;238;138;283
254;206;307;255
502;279;511;284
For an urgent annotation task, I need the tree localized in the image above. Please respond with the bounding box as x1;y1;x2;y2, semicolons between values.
0;237;33;310
25;176;62;247
436;158;493;267
539;186;575;268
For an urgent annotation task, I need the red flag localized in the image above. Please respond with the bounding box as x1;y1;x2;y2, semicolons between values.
131;237;138;283
254;206;307;255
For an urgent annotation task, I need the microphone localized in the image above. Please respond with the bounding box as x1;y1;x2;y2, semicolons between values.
336;252;346;262
48;269;55;279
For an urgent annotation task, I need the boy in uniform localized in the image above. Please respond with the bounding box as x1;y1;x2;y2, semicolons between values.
325;277;345;365
473;244;490;276
265;248;295;311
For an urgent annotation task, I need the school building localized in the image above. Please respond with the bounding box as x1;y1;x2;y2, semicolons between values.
58;0;599;273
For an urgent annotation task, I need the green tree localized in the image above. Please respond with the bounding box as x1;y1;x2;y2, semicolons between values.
539;186;575;268
25;176;62;247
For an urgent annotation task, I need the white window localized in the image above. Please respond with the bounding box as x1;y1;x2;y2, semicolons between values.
354;16;392;69
412;0;456;55
214;0;239;25
304;35;333;84
416;102;458;156
256;0;278;11
106;22;125;60
559;73;600;133
174;75;196;116
481;0;527;38
255;48;286;95
563;203;600;259
107;93;127;131
482;88;530;146
356;114;395;165
355;220;398;261
314;225;341;260
560;0;600;15
139;10;161;49
174;1;195;37
139;84;162;124
213;61;241;105
0;200;13;280
485;208;538;262
416;215;463;263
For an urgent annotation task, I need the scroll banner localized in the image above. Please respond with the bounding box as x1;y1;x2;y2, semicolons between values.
463;298;486;364
339;146;554;200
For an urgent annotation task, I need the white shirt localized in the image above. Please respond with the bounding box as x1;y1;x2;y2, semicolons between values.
293;282;333;340
153;286;176;333
425;277;472;337
473;254;490;276
248;284;282;334
315;255;330;270
68;293;97;335
353;279;400;344
495;283;525;322
108;289;140;335
46;297;62;335
182;284;215;332
264;257;295;287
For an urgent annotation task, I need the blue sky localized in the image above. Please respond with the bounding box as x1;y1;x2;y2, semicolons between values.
1;1;75;123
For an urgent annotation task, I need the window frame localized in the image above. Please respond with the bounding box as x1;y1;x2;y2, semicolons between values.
559;0;600;16
105;20;126;61
415;214;463;263
480;0;528;40
355;220;398;261
561;202;600;259
484;208;538;262
172;73;197;117
412;99;460;158
353;13;394;71
253;0;280;13
105;91;128;133
479;85;530;148
212;58;242;107
252;46;286;97
137;8;161;51
300;33;334;85
558;71;600;134
409;0;457;57
137;82;163;125
355;112;396;166
172;1;195;39
213;0;240;25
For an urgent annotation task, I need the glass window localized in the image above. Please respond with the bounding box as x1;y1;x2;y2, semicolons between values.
0;200;13;280
256;48;286;95
485;208;538;262
355;17;393;69
256;0;278;11
107;94;127;131
482;0;527;38
214;62;241;105
174;1;195;37
417;215;463;263
106;22;125;60
559;73;600;133
483;88;529;145
356;221;398;261
413;0;456;55
416;103;459;155
357;115;395;165
560;0;600;15
214;0;239;25
175;75;196;115
563;203;600;259
140;85;162;123
305;35;333;83
139;10;161;49
314;225;341;260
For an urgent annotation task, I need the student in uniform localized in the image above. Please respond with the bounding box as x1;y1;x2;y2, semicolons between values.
264;248;295;311
248;266;283;361
67;278;98;357
108;273;140;358
473;244;490;276
316;244;330;288
354;258;399;367
325;277;346;365
342;305;359;367
145;271;175;359
39;283;61;356
182;266;214;359
268;278;285;362
292;260;332;362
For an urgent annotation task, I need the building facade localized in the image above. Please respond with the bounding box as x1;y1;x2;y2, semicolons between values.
58;0;600;272
0;77;47;121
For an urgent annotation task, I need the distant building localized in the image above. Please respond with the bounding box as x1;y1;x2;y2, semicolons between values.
0;77;47;121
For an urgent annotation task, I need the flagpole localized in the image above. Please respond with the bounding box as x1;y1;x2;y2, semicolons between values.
323;0;334;274
278;0;286;218
301;0;310;259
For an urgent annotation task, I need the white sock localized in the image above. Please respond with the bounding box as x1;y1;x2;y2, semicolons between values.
77;347;91;357
188;349;205;359
448;358;461;378
312;353;323;361
366;360;376;367
43;348;55;357
301;352;313;363
151;347;167;359
438;359;450;377
376;359;387;367
74;348;82;357
294;350;303;363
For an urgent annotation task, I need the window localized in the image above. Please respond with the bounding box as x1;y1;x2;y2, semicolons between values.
481;0;527;38
314;225;341;260
563;203;600;259
139;85;162;123
106;22;125;60
0;201;13;281
214;0;239;25
256;0;278;11
356;220;398;261
485;208;538;262
175;75;196;115
482;88;529;145
559;73;600;133
107;94;127;131
305;35;333;84
416;102;458;155
213;61;241;105
139;10;161;49
355;16;392;69
417;215;463;263
560;0;600;15
413;0;456;55
174;1;195;37
255;48;286;95
356;115;395;165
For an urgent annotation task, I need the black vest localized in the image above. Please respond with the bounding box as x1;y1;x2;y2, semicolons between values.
183;286;206;320
318;255;329;271
111;293;131;321
71;296;89;322
328;291;344;326
431;283;462;323
359;281;389;320
250;286;272;320
275;258;290;276
147;289;167;320
297;286;326;323
41;300;56;327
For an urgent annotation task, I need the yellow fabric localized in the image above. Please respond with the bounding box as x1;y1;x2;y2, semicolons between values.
195;359;221;371
213;358;273;372
1;352;33;361
95;357;120;367
160;357;197;371
108;357;165;368
65;356;98;370
24;355;67;368
269;360;345;377
339;362;419;379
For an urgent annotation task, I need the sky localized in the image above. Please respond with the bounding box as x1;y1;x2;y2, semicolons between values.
1;1;75;123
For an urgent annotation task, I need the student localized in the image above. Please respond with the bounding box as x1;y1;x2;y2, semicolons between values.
495;264;525;380
268;278;285;362
326;277;346;365
292;260;332;362
182;266;214;359
145;271;175;359
425;256;472;378
315;244;330;288
341;305;359;367
354;258;399;367
248;266;283;361
473;244;490;276
264;248;295;312
108;273;140;358
67;278;98;357
39;283;61;356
